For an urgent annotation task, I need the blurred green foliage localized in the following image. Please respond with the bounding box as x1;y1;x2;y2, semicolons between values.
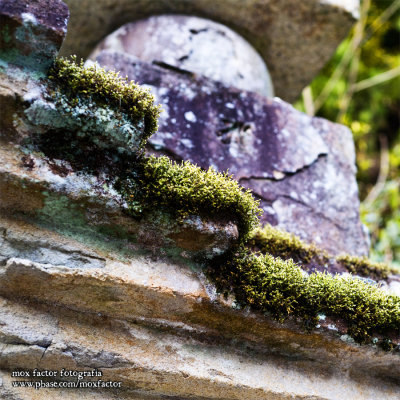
295;0;400;269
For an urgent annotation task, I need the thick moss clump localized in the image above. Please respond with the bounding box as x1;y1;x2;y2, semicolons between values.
48;57;161;146
249;224;394;281
209;249;400;343
123;156;262;241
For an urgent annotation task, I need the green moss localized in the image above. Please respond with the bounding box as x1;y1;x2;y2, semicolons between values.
48;57;161;146
336;254;395;281
43;55;399;345
209;249;400;343
249;224;325;264
122;156;262;242
249;224;394;281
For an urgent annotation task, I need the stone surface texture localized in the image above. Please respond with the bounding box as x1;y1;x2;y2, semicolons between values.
61;0;359;102
95;50;369;256
2;1;400;399
0;0;69;73
1;236;400;400
89;15;274;98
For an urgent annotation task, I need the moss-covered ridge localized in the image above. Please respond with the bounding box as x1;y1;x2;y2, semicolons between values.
209;249;400;344
46;57;399;346
123;155;261;241
249;224;396;281
249;224;323;264
336;254;395;281
47;58;262;243
49;57;161;146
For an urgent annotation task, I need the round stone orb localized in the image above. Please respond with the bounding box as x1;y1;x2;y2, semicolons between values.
89;15;274;98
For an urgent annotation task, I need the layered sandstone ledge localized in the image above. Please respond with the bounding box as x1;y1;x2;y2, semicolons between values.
1;1;399;399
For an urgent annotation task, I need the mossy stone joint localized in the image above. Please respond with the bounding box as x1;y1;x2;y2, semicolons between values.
126;156;262;241
48;57;399;347
208;250;399;345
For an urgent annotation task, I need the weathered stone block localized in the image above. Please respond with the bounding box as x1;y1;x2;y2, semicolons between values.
0;250;399;399
95;50;369;256
89;15;274;97
61;0;359;101
1;3;399;399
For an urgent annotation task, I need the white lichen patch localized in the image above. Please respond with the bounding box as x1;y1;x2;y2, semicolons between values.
272;170;285;180
181;138;194;149
198;272;218;302
184;111;197;123
340;334;356;344
327;324;338;331
387;280;400;296
83;59;101;69
181;84;196;100
150;137;165;150
21;13;38;25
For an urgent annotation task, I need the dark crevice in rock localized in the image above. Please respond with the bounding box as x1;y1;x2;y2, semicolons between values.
152;61;195;77
30;127;142;182
239;153;328;184
38;340;52;365
189;28;208;35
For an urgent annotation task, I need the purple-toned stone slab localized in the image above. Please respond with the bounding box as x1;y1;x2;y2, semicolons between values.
95;51;327;180
94;51;369;256
243;118;369;255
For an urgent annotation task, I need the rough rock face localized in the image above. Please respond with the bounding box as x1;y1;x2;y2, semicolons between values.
1;254;400;400
61;0;359;101
89;15;274;97
2;1;400;400
95;50;369;256
0;76;238;263
0;0;69;73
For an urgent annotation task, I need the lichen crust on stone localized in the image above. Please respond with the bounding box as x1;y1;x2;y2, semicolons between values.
48;56;161;148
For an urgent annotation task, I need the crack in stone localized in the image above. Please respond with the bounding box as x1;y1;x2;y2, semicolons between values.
0;234;107;269
38;340;52;366
239;153;328;183
152;61;195;77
